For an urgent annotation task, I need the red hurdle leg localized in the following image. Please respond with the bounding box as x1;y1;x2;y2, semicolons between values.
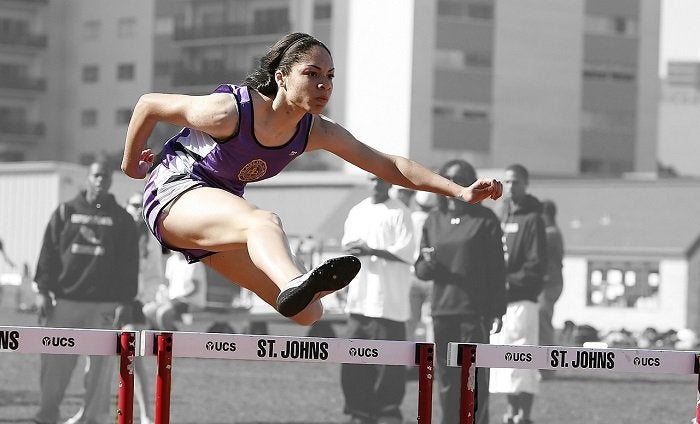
416;343;434;424
155;333;173;424
459;344;477;424
695;354;700;424
117;331;136;424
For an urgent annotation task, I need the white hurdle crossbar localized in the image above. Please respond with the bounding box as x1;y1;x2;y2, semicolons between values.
140;330;435;424
447;342;700;424
0;325;138;424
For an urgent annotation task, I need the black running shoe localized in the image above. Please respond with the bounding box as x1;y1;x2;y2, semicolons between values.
276;255;361;317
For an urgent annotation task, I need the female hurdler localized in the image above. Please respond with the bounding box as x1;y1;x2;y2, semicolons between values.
121;32;502;326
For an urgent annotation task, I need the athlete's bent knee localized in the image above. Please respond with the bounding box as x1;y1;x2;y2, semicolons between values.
252;209;283;227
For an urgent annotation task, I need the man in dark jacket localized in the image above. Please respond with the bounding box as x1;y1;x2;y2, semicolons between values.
489;163;546;424
414;159;506;424
33;160;139;424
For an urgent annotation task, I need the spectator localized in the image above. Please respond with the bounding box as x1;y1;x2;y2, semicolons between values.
406;190;438;344
537;199;564;380
340;175;415;424
143;250;206;331
33;160;139;424
414;159;506;424
490;163;547;424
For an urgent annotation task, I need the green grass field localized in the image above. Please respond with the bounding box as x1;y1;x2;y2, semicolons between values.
0;302;697;424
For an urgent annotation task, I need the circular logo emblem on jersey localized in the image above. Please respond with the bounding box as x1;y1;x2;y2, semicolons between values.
238;159;268;182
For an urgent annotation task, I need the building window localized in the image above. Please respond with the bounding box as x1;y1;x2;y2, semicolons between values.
465;51;491;68
433;105;454;118
117;17;136;38
0;18;29;38
467;3;493;20
438;1;494;20
83;20;101;40
253;8;289;34
587;261;660;309
314;2;332;20
154;61;172;76
435;49;465;70
155;16;174;36
115;108;132;126
117;63;135;81
585;15;638;37
462;109;488;120
82;65;99;83
583;64;636;82
0;151;25;162
581;110;634;133
434;103;490;122
0;106;25;122
81;109;98;127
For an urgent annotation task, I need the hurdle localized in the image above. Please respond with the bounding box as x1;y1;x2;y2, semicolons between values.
0;325;137;424
447;342;700;424
140;330;435;423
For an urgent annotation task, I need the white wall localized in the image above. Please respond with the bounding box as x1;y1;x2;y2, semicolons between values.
634;0;661;173
342;1;417;172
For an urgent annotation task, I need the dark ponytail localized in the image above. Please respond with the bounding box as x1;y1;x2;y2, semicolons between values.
241;32;331;97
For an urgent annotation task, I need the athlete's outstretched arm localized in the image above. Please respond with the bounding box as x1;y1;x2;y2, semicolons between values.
121;92;239;179
308;115;502;202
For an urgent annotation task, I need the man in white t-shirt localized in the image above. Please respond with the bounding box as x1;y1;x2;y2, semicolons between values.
143;251;206;330
340;175;415;424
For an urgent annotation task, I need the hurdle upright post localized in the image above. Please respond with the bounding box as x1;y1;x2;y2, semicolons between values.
117;331;136;424
695;353;700;424
459;343;477;424
155;333;173;424
415;342;434;423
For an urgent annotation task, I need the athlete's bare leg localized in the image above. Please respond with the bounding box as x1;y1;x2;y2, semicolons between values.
159;187;302;286
203;249;322;325
159;187;358;322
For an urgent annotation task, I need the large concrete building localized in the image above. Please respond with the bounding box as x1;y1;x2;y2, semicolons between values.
0;0;48;162
657;61;700;177
2;0;661;177
43;0;155;164
333;0;661;176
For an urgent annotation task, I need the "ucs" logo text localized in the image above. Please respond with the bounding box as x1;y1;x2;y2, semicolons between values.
504;352;532;362
349;347;379;358
42;336;75;347
633;356;660;367
206;341;237;352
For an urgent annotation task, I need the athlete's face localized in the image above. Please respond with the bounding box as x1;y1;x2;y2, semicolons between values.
279;46;334;114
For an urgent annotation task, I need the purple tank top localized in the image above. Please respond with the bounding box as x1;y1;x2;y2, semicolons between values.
159;84;312;196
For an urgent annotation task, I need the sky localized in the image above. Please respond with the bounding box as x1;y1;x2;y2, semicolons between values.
659;0;700;77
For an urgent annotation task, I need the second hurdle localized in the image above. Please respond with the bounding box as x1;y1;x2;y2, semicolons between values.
140;330;435;424
448;342;700;424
